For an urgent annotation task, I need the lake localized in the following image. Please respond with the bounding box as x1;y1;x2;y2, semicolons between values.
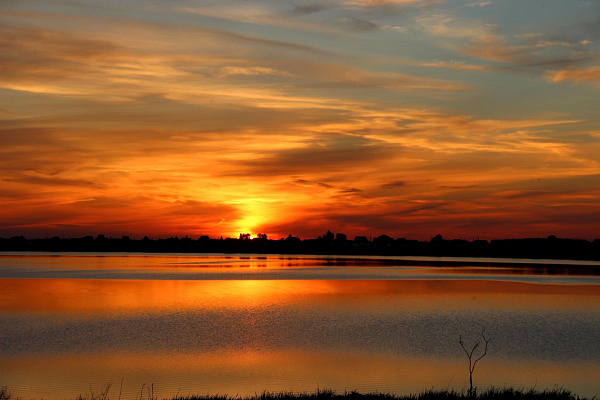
1;253;599;399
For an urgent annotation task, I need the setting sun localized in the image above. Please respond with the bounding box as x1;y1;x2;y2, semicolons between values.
0;0;599;241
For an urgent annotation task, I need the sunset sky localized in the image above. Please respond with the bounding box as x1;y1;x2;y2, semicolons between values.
1;0;599;240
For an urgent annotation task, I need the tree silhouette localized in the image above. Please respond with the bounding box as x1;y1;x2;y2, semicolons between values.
322;230;334;241
335;233;347;242
459;329;490;396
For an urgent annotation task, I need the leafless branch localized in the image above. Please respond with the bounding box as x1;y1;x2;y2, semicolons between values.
459;328;491;396
472;329;490;372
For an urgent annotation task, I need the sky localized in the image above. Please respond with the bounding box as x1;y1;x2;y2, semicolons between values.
1;0;599;240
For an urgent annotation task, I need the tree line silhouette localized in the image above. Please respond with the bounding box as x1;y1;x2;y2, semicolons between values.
1;231;599;261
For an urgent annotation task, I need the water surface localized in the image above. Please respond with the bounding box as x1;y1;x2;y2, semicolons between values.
1;253;599;399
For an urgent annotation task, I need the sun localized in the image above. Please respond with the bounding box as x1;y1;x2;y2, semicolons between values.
232;201;273;239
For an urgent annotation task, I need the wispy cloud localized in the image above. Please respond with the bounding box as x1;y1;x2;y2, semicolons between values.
1;0;599;239
466;2;492;7
344;0;439;6
416;11;597;76
546;66;600;88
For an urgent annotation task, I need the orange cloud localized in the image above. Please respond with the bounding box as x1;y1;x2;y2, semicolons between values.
546;66;600;88
1;1;599;240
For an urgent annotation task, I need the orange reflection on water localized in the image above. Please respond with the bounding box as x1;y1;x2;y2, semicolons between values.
4;350;600;400
1;278;599;314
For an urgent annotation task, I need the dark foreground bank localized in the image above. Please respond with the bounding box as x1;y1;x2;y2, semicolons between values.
170;389;593;400
2;233;600;261
1;387;594;400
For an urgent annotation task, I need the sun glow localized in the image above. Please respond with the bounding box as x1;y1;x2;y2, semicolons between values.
231;199;281;239
1;0;600;240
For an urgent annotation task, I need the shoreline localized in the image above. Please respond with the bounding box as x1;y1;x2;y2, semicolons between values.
1;387;593;400
2;235;599;262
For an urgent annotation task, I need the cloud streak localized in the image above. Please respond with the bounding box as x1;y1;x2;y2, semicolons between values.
1;0;599;240
546;66;600;88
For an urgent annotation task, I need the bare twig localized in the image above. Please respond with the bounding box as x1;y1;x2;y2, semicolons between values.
459;329;491;396
472;330;490;372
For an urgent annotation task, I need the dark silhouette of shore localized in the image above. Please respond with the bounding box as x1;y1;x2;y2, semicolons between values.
0;386;592;400
1;231;599;261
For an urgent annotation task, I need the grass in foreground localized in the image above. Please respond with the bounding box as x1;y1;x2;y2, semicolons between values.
173;388;591;400
1;386;594;400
